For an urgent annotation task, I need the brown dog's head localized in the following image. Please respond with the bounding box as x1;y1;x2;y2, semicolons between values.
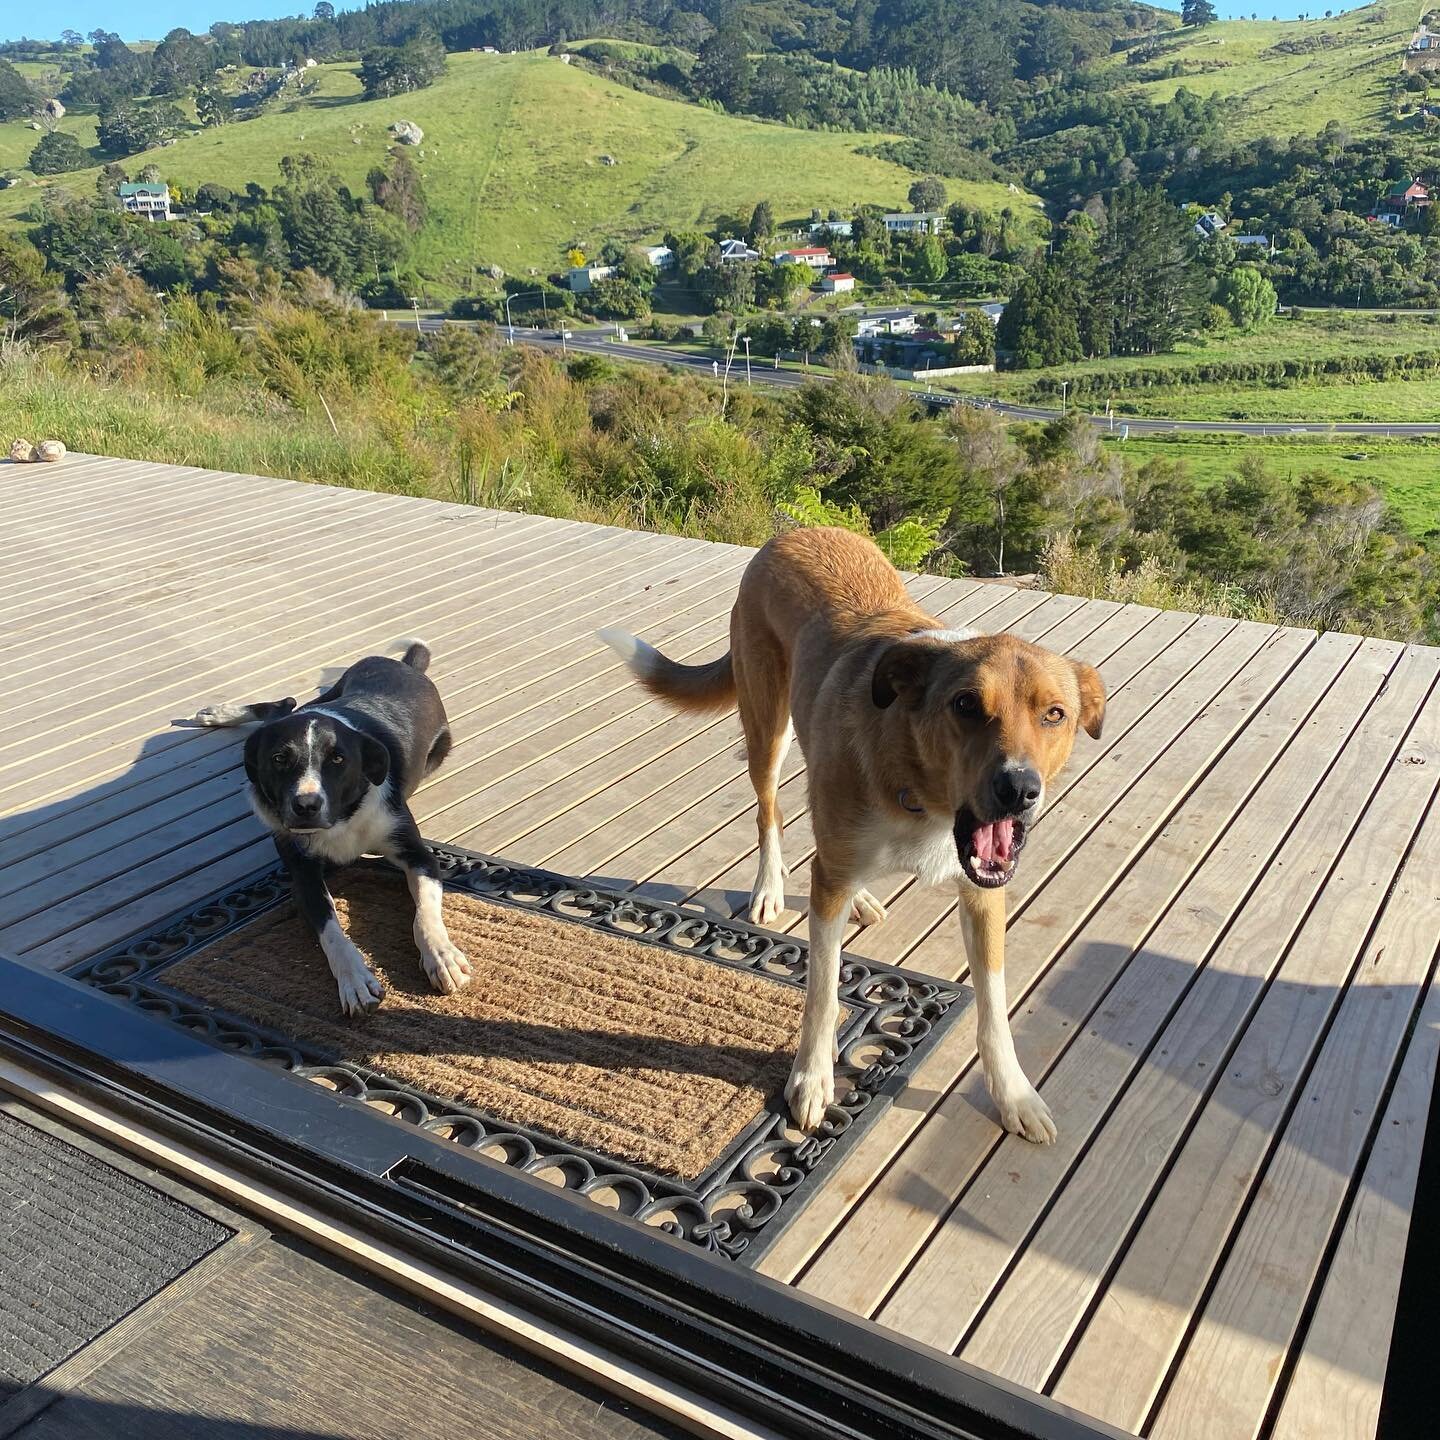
871;630;1105;888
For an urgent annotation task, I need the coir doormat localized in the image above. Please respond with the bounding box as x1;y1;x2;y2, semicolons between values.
70;846;965;1264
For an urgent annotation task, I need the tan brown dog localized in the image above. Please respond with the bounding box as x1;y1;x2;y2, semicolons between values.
599;527;1104;1142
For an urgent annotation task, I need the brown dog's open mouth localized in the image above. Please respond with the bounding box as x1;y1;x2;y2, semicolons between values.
955;809;1027;888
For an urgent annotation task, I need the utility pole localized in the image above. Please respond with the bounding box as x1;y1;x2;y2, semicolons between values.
409;295;422;335
743;334;751;387
1060;379;1069;411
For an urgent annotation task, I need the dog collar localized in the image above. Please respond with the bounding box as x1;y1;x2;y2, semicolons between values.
898;789;925;814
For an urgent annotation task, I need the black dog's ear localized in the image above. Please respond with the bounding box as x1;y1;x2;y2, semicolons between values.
872;642;941;710
360;734;391;788
242;728;264;785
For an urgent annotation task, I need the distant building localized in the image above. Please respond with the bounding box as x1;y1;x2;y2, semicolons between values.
717;238;761;263
882;212;945;236
820;272;856;293
1193;210;1227;239
641;244;675;270
118;182;171;221
567;264;616;293
855;308;918;336
977;301;1006;324
773;246;834;269
1385;179;1431;210
1233;235;1272;252
810;219;853;239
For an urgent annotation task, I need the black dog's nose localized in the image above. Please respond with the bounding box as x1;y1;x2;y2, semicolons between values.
992;766;1042;814
291;792;323;817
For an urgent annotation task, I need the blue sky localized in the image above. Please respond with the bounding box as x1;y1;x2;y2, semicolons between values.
0;1;1367;45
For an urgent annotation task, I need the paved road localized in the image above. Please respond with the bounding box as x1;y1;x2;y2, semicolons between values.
389;318;1440;438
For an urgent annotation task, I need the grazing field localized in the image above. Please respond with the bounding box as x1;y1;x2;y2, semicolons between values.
1102;3;1412;141
939;309;1440;419
1109;433;1440;537
0;50;1037;292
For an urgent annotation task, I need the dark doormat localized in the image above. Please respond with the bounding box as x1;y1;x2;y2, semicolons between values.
69;845;966;1265
0;1111;230;1399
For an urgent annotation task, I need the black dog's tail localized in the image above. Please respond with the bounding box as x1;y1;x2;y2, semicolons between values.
399;640;431;672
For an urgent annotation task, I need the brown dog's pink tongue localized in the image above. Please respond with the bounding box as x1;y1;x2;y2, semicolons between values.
971;818;1017;865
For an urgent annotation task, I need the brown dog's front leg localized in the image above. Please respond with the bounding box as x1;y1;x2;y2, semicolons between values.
786;867;853;1131
957;882;1056;1144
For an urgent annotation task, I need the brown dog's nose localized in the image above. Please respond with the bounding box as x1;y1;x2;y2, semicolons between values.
992;765;1042;814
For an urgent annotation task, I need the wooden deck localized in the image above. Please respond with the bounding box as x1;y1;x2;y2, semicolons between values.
3;453;1436;1440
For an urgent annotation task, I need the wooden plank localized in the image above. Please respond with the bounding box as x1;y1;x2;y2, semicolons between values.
0;517;637;760
15;1215;689;1440
780;623;1314;1309
1051;653;1440;1434
945;637;1416;1377
1146;745;1440;1440
0;512;625;808
1268;975;1440;1440
2;492;474;712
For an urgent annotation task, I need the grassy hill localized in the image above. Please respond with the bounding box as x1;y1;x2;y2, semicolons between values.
1103;2;1417;142
0;50;1041;293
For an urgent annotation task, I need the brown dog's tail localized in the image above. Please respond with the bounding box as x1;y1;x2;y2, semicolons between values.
597;627;736;712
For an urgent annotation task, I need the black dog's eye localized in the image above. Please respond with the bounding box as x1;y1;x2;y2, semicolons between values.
951;692;982;719
1042;705;1066;727
270;750;295;770
327;752;346;768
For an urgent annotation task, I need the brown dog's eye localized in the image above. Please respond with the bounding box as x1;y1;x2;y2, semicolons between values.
1042;705;1066;726
951;692;982;719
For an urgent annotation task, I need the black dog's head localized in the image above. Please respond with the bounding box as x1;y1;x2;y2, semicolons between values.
243;713;389;834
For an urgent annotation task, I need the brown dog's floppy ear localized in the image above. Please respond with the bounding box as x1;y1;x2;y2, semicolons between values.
872;642;940;710
1073;660;1106;739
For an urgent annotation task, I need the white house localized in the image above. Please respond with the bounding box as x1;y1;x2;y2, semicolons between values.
820;272;855;294
977;301;1006;324
882;212;945;236
855;308;918;336
810;219;853;239
1193;210;1226;239
567;264;616;293
118;183;171;221
642;244;675;270
1233;234;1272;251
718;238;760;263
773;246;833;269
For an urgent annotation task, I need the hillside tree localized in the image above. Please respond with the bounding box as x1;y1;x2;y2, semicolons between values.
0;58;36;121
28;131;89;175
996;263;1081;368
196;84;233;126
0;233;77;345
694;26;753;110
1182;1;1219;25
1215;265;1277;331
368;149;427;233
907;176;947;212
747;199;774;247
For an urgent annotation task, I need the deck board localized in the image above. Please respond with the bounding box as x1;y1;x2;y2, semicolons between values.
2;453;1434;1440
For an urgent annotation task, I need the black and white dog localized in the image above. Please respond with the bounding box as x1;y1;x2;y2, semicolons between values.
190;642;470;1015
